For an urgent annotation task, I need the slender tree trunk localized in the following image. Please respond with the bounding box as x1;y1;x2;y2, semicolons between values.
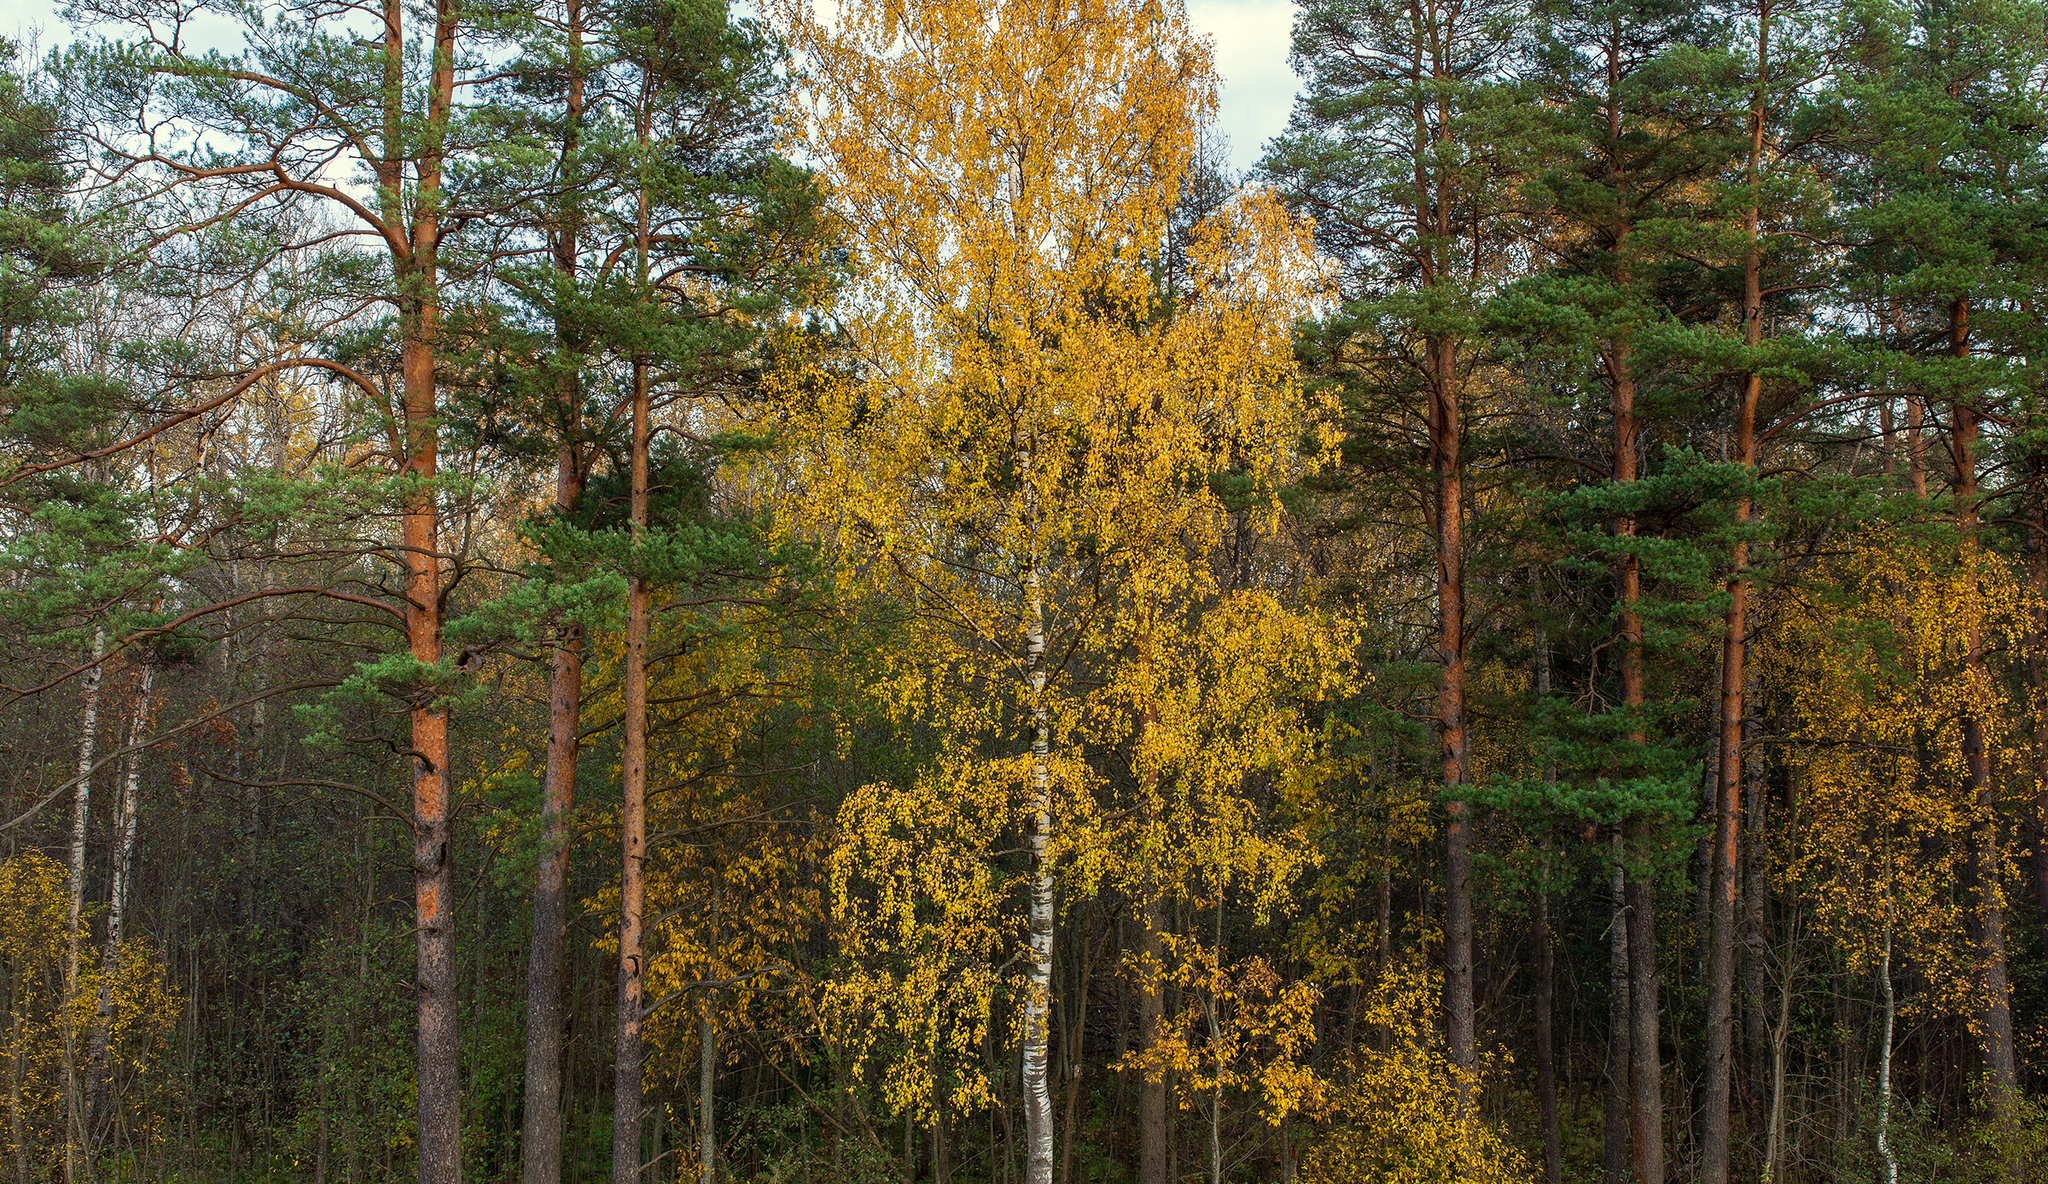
1952;387;2021;1124
1059;911;1089;1184
1702;9;1770;1176
11;959;27;1184
1532;573;1562;1184
1604;832;1632;1184
1877;907;1898;1184
700;1011;716;1184
522;8;586;1180
612;347;651;1184
1761;949;1793;1184
1626;863;1663;1184
1022;516;1055;1184
1433;331;1475;1100
83;664;153;1154
1907;395;1928;501
1138;602;1169;1184
1741;762;1768;1145
61;628;104;1184
1536;868;1561;1184
1208;889;1224;1184
2028;447;2048;1015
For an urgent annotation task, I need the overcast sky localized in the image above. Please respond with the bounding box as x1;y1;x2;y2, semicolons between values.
5;0;1301;174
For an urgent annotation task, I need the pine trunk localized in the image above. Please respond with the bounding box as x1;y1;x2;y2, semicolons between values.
1702;11;1769;1172
1953;391;2020;1111
521;6;586;1179
396;2;460;1178
2028;449;2048;1014
1433;332;1475;1098
1626;863;1663;1184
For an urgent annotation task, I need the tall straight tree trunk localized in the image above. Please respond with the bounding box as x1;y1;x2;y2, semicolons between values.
1609;274;1661;1184
1953;386;2021;1109
83;663;154;1154
522;7;587;1180
2027;447;2048;1013
1626;859;1663;1184
1603;833;1632;1184
61;628;104;1184
1702;8;1770;1179
1432;330;1475;1099
1877;904;1898;1184
700;1011;716;1184
1532;585;1561;1184
1022;551;1055;1184
612;346;651;1184
1138;602;1169;1184
388;1;461;1178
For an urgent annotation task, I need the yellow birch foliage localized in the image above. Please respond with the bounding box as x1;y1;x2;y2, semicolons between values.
1297;958;1530;1184
1766;529;2033;1023
2;851;180;1175
763;0;1343;1127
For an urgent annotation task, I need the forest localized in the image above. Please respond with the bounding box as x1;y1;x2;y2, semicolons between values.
4;0;2048;1179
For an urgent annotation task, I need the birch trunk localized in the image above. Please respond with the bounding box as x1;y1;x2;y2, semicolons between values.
83;663;154;1156
612;348;651;1184
1022;557;1055;1184
61;627;105;1184
1877;910;1897;1184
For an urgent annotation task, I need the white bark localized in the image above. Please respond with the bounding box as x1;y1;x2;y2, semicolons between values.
1023;558;1054;1184
62;628;106;1184
1877;911;1897;1184
83;662;154;1152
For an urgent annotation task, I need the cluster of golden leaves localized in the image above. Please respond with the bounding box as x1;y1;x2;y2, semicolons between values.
1297;959;1530;1184
1765;528;2038;1024
0;851;181;1173
751;0;1356;1130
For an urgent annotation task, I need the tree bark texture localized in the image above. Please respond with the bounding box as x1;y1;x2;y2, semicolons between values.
521;6;586;1179
1953;393;2020;1104
1432;332;1475;1098
1138;606;1169;1184
1702;9;1769;1173
61;628;104;1184
1626;863;1663;1184
1603;835;1631;1184
612;354;651;1184
83;664;154;1157
700;1012;716;1184
1022;557;1055;1184
393;1;461;1177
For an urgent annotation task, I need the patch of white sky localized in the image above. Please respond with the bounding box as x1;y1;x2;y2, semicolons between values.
6;0;1301;176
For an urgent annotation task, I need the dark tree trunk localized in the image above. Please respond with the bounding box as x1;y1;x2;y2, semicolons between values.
1604;835;1633;1184
522;9;587;1178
